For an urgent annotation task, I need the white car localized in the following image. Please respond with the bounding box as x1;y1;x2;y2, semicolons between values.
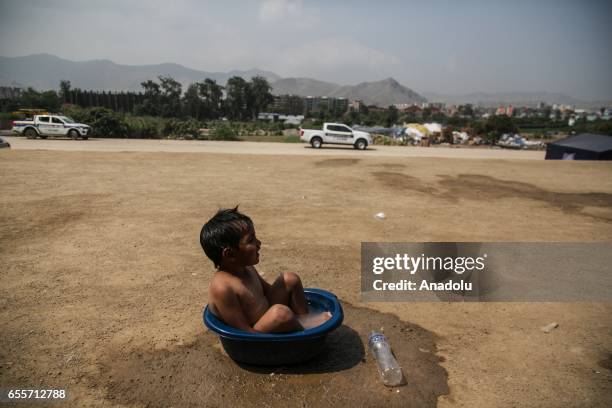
300;123;372;150
12;114;90;140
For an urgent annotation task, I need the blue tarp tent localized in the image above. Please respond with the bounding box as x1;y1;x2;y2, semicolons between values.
545;133;612;160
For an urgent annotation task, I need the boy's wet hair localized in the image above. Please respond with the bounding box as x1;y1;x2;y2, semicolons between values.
200;206;254;269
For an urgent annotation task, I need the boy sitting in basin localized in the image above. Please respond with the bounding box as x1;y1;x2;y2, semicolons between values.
200;207;331;333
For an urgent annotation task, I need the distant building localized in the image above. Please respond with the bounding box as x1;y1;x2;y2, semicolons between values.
495;105;514;117
351;99;364;111
270;94;304;115
304;96;348;114
394;103;409;110
403;105;423;118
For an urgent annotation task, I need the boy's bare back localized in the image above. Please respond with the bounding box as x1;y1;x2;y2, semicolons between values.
208;266;270;329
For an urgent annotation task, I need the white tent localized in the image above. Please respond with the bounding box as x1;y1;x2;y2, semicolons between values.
424;123;442;134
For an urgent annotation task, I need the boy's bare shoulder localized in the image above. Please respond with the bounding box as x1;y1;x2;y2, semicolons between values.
209;271;238;294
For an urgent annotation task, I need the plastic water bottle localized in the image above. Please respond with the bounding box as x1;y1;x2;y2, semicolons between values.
368;331;404;386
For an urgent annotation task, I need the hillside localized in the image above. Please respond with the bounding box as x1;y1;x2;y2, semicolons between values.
1;54;429;106
0;54;280;91
271;77;427;106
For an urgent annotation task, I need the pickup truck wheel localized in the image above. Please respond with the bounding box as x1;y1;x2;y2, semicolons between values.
311;137;322;149
69;129;79;140
355;139;368;150
25;128;37;139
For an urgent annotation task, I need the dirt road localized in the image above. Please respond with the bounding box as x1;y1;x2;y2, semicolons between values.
0;140;610;407
3;136;545;160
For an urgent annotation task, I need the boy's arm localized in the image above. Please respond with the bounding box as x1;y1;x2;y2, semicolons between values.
210;283;257;333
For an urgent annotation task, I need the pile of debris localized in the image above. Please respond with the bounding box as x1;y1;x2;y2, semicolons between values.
497;133;545;150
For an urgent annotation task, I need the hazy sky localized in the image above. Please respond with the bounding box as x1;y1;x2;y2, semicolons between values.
1;0;611;99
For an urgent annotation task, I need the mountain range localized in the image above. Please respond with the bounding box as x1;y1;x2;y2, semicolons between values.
0;54;425;106
1;54;607;108
0;54;280;93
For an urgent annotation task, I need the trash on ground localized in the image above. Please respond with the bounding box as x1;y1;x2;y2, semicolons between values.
369;331;405;387
541;322;559;333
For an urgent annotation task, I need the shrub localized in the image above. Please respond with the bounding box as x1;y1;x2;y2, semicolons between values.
87;108;128;137
210;124;238;140
162;118;202;139
61;104;90;123
124;115;162;139
282;135;301;143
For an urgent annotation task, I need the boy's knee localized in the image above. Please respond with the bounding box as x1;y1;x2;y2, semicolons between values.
282;272;302;288
269;304;294;324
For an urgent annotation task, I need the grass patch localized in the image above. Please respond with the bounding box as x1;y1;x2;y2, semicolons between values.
238;134;302;143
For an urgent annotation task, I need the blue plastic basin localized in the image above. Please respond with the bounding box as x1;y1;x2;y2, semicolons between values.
204;288;344;365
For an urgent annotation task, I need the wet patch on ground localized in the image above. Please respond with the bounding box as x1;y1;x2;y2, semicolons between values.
372;172;612;221
0;194;109;246
372;172;439;195
370;163;407;170
598;354;612;371
437;175;612;220
100;303;448;407
316;158;361;167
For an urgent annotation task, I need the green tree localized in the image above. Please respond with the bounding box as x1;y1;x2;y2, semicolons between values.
136;79;162;116
225;76;249;120
59;80;72;104
385;105;399;127
350;109;361;124
20;88;61;111
458;104;474;117
483;115;518;143
159;76;182;117
248;76;274;120
198;78;224;119
183;83;202;119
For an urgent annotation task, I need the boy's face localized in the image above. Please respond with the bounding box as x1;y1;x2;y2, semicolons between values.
234;227;261;266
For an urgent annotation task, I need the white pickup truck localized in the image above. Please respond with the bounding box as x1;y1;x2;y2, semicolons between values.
299;123;373;150
12;114;91;140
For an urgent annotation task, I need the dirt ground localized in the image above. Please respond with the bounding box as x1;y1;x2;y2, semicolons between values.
1;139;611;407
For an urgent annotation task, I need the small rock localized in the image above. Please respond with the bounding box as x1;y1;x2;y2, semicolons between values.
269;372;275;376
191;273;197;276
541;322;559;333
396;390;400;393
375;212;386;220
